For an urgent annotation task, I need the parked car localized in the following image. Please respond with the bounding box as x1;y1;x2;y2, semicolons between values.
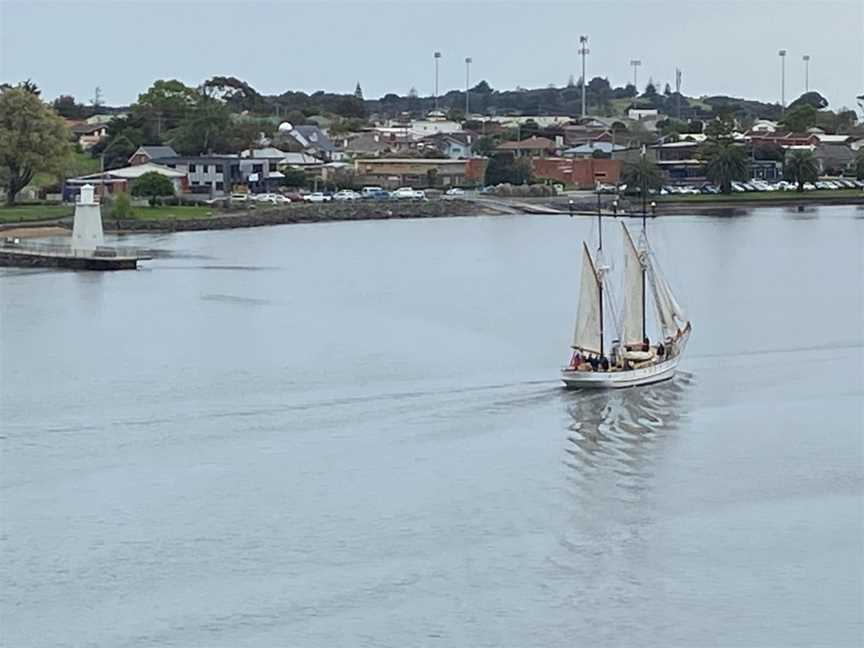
360;186;385;198
230;192;251;203
303;192;332;203
412;189;426;200
445;187;465;196
362;189;390;200
255;193;291;205
391;187;419;200
333;190;359;201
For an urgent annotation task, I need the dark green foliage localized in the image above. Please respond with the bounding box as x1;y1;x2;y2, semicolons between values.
781;105;817;133
784;150;818;191
484;154;532;185
280;168;307;187
623;157;663;193
788;91;828;110
131;171;175;205
702;142;749;193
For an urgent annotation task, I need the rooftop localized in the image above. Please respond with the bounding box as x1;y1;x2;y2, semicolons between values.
497;136;557;151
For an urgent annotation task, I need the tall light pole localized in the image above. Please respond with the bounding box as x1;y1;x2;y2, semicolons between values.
433;51;442;111
579;35;590;118
779;49;787;108
630;59;642;91
465;57;472;116
803;54;810;93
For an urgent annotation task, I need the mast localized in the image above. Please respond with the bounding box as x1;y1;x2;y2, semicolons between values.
640;148;648;342
597;186;604;356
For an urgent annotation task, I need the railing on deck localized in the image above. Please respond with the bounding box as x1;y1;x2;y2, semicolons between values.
0;239;149;259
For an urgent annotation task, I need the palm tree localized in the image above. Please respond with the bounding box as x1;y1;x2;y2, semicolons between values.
702;140;748;193
784;150;818;192
623;156;663;194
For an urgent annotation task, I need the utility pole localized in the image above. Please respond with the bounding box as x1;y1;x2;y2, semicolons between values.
579;35;589;118
433;51;442;111
779;49;787;109
675;67;682;119
465;57;472;116
803;54;810;93
630;59;642;90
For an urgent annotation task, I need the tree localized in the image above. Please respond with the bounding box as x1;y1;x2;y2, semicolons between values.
784;150;818;191
702;141;748;193
353;82;364;100
485;154;532;185
644;81;657;97
623;157;663;193
281;167;307;187
131;171;175;205
112;191;134;219
473;136;498;157
52;95;87;119
788;91;828;111
169;97;231;154
201;76;265;112
664;83;672;96
0;87;69;205
855;151;864;180
135;79;200;134
100;134;137;170
781;104;817;133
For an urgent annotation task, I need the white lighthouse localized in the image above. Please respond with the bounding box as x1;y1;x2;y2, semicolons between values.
71;184;104;251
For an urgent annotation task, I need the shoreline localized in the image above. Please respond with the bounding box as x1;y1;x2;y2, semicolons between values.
1;194;861;238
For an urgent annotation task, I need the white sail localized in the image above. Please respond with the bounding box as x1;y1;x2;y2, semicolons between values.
620;223;645;346
571;243;602;354
647;249;688;338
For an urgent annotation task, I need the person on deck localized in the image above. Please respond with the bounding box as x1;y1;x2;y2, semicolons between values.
642;337;650;352
657;342;665;358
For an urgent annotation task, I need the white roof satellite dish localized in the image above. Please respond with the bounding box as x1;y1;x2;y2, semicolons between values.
278;121;294;132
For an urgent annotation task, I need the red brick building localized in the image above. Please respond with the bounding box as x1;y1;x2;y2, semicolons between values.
531;158;622;189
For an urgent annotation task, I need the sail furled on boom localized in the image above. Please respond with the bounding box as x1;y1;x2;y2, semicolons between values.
571;243;602;354
646;245;688;338
620;223;645;346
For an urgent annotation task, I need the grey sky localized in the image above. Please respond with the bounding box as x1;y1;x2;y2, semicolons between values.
1;0;862;111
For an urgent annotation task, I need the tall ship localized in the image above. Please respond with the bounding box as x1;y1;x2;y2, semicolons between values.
561;213;691;389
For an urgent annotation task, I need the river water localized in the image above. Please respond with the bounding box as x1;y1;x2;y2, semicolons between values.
1;206;862;647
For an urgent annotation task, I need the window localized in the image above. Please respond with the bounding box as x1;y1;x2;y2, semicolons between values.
189;164;197;173
167;164;175;169
215;164;223;173
253;164;263;174
216;182;224;190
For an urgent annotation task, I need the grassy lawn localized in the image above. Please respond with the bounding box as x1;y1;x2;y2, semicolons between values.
121;205;216;220
0;204;74;223
659;189;864;203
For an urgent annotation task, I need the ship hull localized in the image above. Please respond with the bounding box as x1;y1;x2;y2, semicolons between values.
561;328;690;390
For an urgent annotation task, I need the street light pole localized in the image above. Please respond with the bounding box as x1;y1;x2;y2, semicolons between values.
803;54;810;93
630;59;642;91
579;35;589;118
779;49;787;109
465;57;472;116
434;51;442;111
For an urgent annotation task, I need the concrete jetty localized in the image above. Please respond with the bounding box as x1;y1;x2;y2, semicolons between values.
0;185;151;270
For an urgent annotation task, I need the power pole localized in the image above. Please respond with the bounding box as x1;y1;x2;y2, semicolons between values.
675;67;682;119
779;49;787;109
433;51;442;111
579;35;589;118
630;59;642;90
465;57;472;116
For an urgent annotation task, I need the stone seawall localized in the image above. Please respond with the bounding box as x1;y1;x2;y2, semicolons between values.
105;199;499;233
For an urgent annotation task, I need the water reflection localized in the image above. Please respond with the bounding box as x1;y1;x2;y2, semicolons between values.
561;374;692;503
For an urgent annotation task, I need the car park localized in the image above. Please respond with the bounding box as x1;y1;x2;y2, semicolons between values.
392;187;419;200
255;193;291;204
445;187;465;196
333;190;359;201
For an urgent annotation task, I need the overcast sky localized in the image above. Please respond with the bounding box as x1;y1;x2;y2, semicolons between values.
1;0;862;111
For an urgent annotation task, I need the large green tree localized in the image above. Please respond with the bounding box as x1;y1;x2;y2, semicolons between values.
135;79;200;135
485;154;533;185
131;171;175;205
0;87;70;205
623;156;663;193
784;150;818;191
702;141;748;193
781;104;817;133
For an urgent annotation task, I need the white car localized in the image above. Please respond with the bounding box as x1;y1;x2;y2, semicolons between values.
333;190;359;201
391;187;418;200
412;189;426;200
360;186;385;197
303;192;331;203
255;193;291;205
445;187;465;196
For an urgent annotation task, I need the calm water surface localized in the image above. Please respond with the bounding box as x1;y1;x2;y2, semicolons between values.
1;207;863;647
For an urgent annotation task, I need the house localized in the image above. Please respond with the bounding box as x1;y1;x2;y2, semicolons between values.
420;132;475;159
563;141;627;158
149;155;242;194
496;136;559;157
531;158;622;188
628;108;659;121
750;119;779;134
275;125;341;161
342;130;420;157
794;143;857;175
71;123;109;150
86;112;126;125
352;158;487;188
65;163;187;197
128;146;179;166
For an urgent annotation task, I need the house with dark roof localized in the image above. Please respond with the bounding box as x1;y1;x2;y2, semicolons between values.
496;136;559;157
274;125;341;161
128;146;179;166
71;123;109;150
420;132;476;159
